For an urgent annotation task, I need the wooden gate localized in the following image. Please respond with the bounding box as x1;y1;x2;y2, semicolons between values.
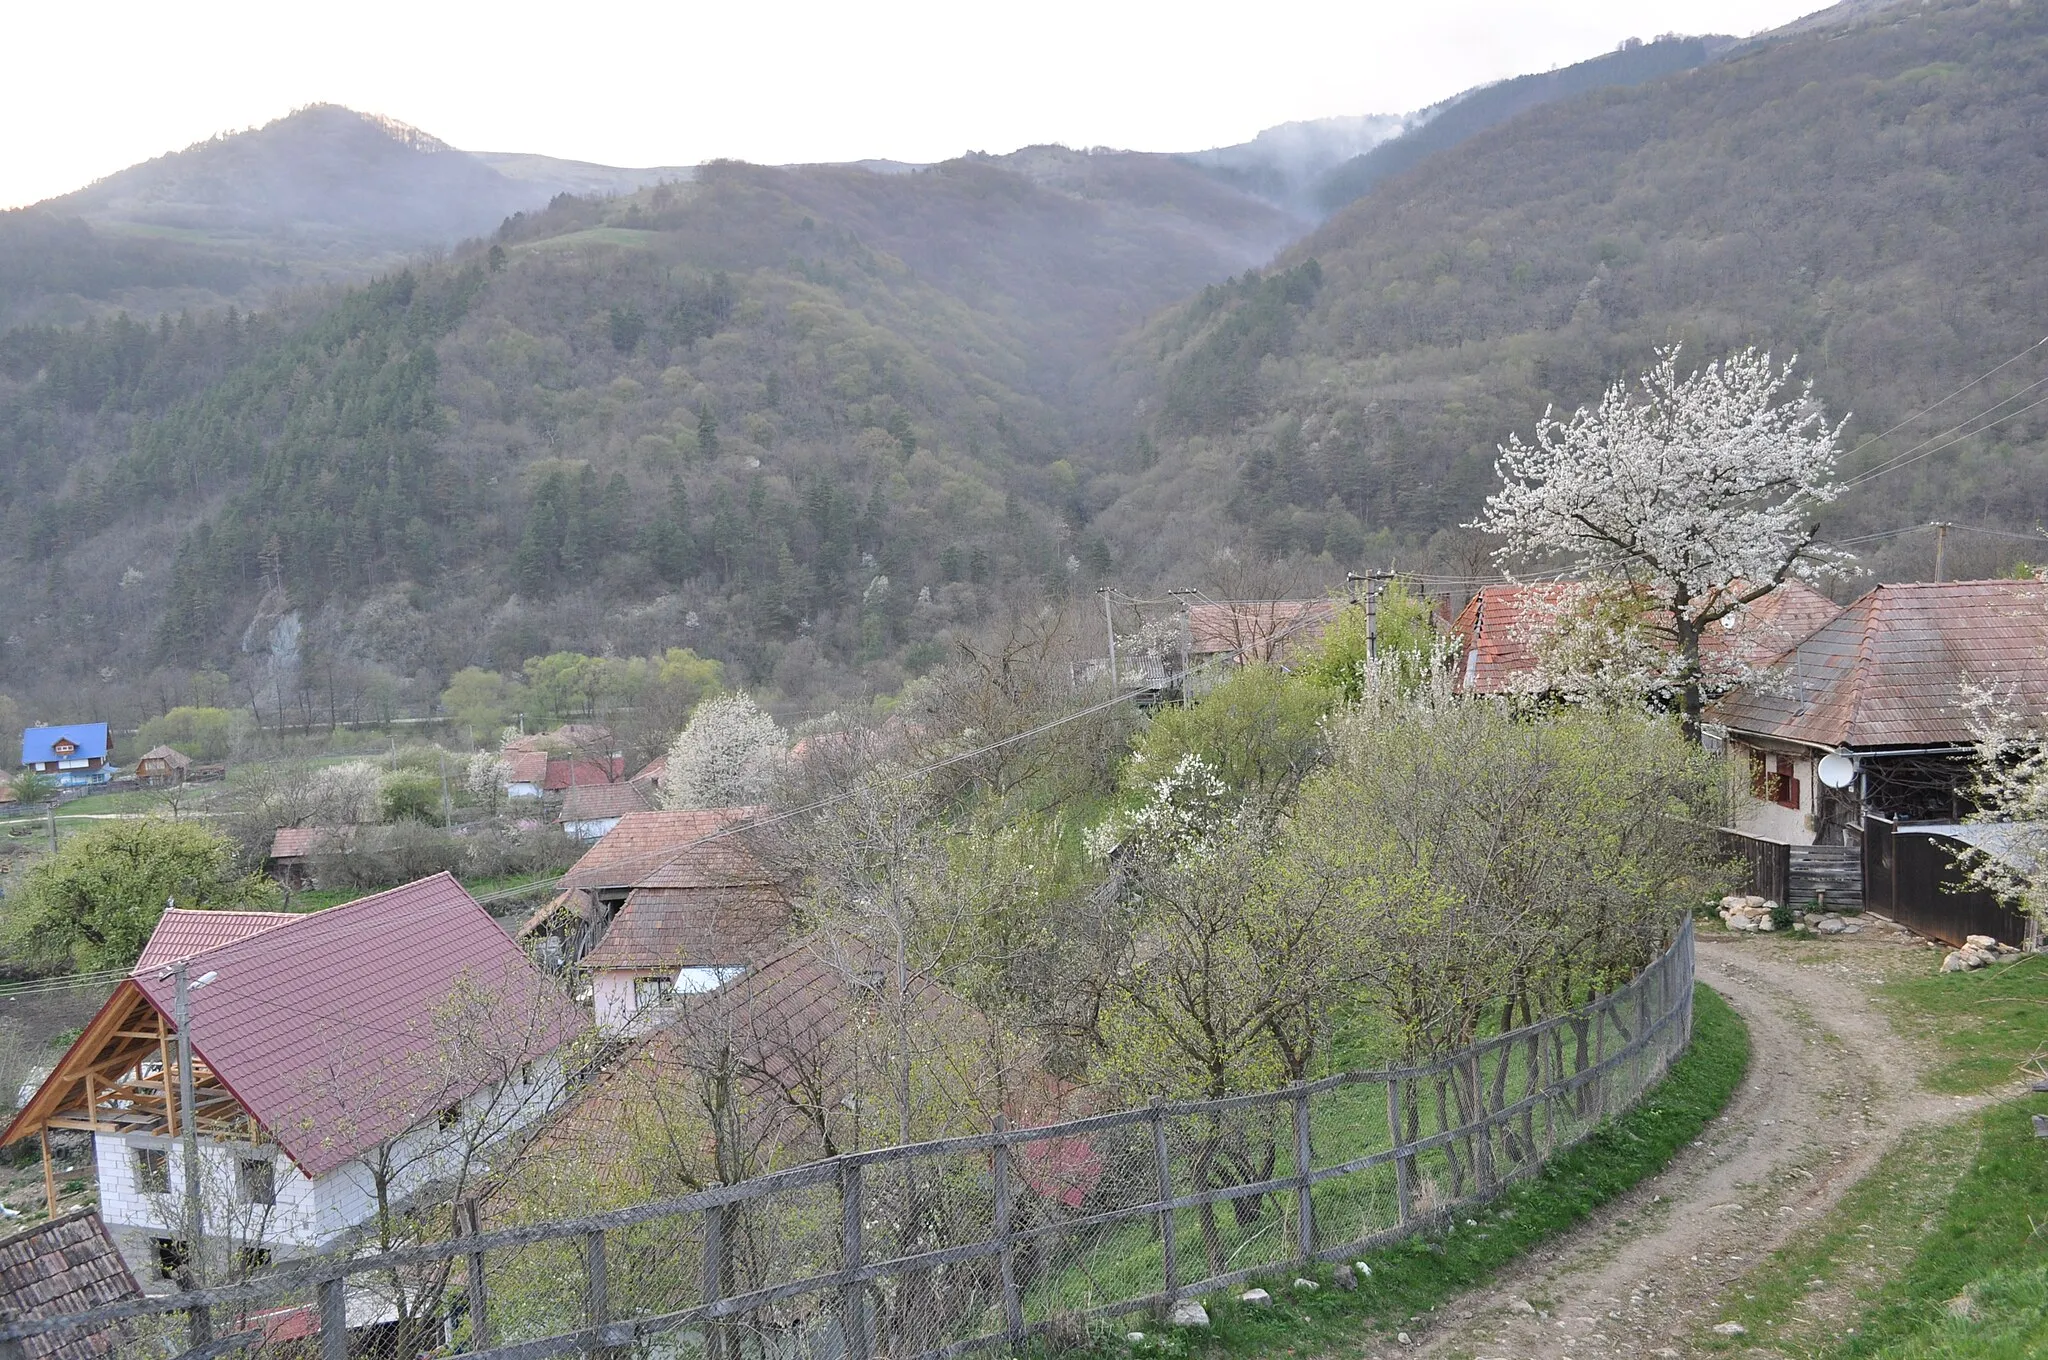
1863;818;2030;947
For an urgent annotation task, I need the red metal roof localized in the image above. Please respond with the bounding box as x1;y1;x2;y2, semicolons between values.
126;873;582;1177
133;908;297;973
582;886;794;973
1708;579;2048;750
558;781;653;824
558;808;776;892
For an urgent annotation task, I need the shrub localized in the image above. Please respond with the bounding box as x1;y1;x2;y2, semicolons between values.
381;770;444;824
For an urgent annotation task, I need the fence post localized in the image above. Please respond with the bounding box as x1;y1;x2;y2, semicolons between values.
839;1160;867;1360
458;1197;490;1350
703;1203;729;1360
584;1229;609;1360
992;1118;1025;1344
1386;1079;1411;1228
1290;1083;1314;1259
1149;1098;1179;1300
1465;1052;1494;1194
319;1276;347;1360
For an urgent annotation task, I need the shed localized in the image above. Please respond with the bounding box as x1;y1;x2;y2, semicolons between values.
131;746;192;786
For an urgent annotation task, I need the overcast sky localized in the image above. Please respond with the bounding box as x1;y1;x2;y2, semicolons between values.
7;0;1836;210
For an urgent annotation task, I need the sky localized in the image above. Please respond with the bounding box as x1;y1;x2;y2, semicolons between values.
6;0;1837;210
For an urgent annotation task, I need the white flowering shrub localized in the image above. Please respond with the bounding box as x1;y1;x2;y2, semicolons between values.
1086;752;1231;861
1962;683;2048;922
660;692;788;810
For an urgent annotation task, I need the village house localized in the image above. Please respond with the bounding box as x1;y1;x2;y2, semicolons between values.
1;878;582;1285
501;725;623;800
556;780;652;842
522;808;793;1034
0;1208;145;1360
1707;578;2048;943
1449;580;1843;695
131;746;192;786
20;725;113;788
1184;599;1340;669
264;827;334;889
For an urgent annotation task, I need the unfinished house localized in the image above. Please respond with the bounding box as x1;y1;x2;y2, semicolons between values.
1;878;583;1285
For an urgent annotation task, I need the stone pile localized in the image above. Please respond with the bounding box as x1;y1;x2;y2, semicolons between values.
1717;895;1779;931
1940;935;2024;972
1797;909;1860;934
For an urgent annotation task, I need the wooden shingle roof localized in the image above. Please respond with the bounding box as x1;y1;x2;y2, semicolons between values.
1708;579;2048;750
582;886;794;973
557;808;775;892
0;1209;143;1360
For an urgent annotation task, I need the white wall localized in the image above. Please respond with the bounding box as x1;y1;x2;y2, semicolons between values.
1728;739;1816;846
564;815;623;842
593;971;642;1035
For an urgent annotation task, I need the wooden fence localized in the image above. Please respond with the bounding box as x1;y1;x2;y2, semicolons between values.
4;921;1696;1360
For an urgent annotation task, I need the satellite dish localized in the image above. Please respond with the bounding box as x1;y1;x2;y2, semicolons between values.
1817;751;1857;789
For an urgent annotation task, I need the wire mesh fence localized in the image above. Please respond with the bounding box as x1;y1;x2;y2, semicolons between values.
5;919;1693;1360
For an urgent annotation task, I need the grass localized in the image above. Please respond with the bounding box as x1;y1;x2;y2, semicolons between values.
1048;983;1750;1359
1878;953;2048;1094
286;869;560;915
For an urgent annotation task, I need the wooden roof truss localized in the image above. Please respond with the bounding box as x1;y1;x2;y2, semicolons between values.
16;982;249;1144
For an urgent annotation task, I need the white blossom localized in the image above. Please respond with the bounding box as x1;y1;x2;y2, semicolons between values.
1471;346;1846;734
1961;682;2048;922
661;692;788;810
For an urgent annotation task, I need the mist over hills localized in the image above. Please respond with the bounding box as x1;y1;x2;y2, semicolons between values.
4;0;2044;727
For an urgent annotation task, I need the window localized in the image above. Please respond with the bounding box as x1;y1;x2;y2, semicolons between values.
633;976;675;1010
237;1246;273;1273
134;1147;169;1194
152;1238;188;1280
239;1157;276;1206
439;1103;462;1130
1748;751;1802;810
519;1061;536;1088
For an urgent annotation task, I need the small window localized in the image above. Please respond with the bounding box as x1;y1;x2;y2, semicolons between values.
134;1147;169;1194
519;1061;536;1088
1774;755;1801;811
633;976;674;1009
237;1246;273;1273
239;1157;276;1206
439;1103;462;1130
152;1237;188;1280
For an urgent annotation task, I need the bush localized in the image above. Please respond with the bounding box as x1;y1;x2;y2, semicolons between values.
310;822;466;890
135;706;243;763
381;770;443;824
462;824;584;880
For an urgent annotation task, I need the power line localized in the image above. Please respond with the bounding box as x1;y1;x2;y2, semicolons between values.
1839;383;2048;492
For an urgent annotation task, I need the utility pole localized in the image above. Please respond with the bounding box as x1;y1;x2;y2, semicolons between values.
1098;588;1119;690
46;803;56;854
1933;521;1951;583
169;959;213;1346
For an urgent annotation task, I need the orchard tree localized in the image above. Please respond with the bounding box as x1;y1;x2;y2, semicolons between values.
660;692;787;810
1471;347;1844;739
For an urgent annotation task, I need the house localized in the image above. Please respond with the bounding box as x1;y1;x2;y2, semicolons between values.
557;780;653;842
0;1208;145;1360
264;828;335;889
501;725;621;799
1449;580;1843;695
1;877;583;1285
628;754;667;800
132;747;192;786
20;725;113;788
521;808;792;1034
1184;600;1341;668
1707;579;2048;931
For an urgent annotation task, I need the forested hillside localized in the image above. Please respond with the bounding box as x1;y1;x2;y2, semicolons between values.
0;153;1298;721
1100;0;2048;584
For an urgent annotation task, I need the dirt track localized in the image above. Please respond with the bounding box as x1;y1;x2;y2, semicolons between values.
1392;934;1995;1360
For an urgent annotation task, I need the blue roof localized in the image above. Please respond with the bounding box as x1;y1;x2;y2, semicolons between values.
22;723;108;765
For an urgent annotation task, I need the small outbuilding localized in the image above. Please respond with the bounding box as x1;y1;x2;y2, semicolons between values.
131;746;192;786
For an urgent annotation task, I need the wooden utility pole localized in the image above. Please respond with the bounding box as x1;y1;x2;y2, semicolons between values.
1933;522;1951;582
1099;588;1119;690
170;961;212;1345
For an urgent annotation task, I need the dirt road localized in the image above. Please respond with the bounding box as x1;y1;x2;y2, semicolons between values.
1400;934;1992;1360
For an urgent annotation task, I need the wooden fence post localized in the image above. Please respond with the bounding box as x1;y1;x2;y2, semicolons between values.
459;1198;490;1350
584;1229;609;1360
319;1276;347;1360
1149;1098;1179;1300
992;1118;1025;1344
839;1160;867;1360
1465;1052;1494;1194
1290;1083;1314;1259
703;1204;728;1360
1386;1079;1411;1228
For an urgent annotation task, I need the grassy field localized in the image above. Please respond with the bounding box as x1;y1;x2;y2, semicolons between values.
1043;983;1750;1358
1879;953;2048;1094
287;869;560;915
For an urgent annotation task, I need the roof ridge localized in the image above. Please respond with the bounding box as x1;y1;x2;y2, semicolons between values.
168;871;471;968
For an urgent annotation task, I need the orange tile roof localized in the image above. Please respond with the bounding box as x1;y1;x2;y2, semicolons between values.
0;1209;143;1360
558;781;653;824
1708;579;2048;749
558;808;777;892
133;908;297;973
1184;600;1340;661
581;886;794;973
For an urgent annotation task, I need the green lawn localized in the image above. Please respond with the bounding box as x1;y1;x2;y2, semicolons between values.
286;869;560;915
1043;983;1751;1358
1879;953;2048;1094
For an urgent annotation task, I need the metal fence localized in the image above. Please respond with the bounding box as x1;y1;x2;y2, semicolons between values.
7;919;1695;1360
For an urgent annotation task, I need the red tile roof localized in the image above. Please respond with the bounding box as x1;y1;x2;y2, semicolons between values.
268;827;342;861
582;886;794;973
1708;579;2048;750
125;874;581;1177
544;755;625;792
630;754;667;789
1184;600;1340;661
558;808;776;892
505;750;550;785
133;908;297;973
0;1209;143;1360
1450;581;1844;694
558;781;653;825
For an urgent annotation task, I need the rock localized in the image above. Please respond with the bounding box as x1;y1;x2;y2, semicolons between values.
1126;1333;1146;1344
1942;951;1976;973
1967;935;1999;949
1292;1278;1318;1291
1712;1321;1748;1336
1842;924;1862;934
1756;915;1776;931
1396;1332;1411;1345
1165;1300;1209;1328
1818;918;1847;935
1239;1288;1272;1306
1331;1264;1357;1291
1507;1297;1537;1315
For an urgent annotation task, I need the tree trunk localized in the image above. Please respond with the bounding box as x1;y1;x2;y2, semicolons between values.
1675;612;1705;743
